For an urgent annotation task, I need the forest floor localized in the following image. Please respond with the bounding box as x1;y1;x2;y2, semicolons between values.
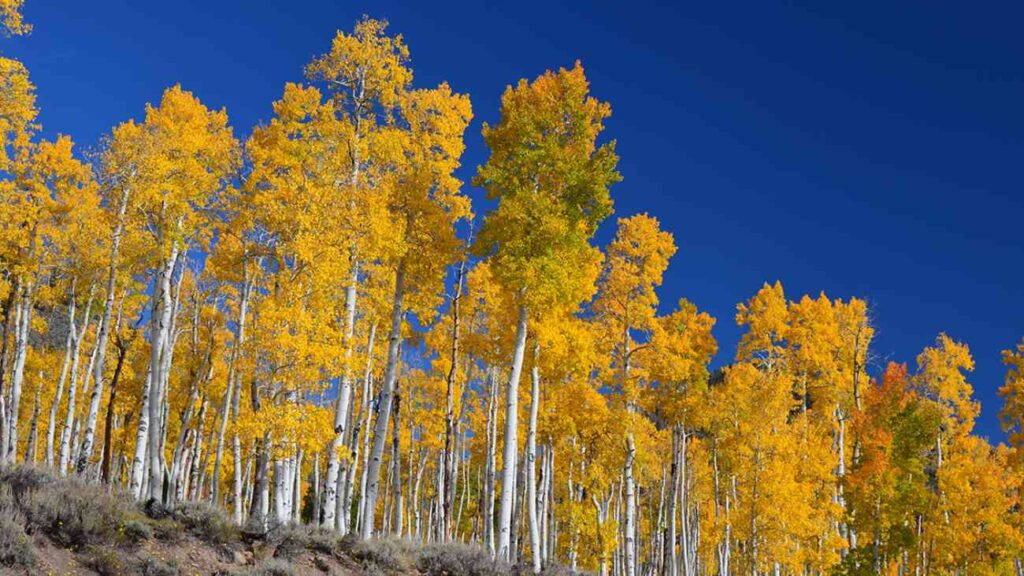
0;466;527;576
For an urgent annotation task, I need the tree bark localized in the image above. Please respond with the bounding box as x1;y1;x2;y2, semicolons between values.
360;260;406;539
498;303;529;560
526;341;542;573
46;282;78;468
58;295;94;475
212;265;254;505
484;366;499;555
324;259;359;531
344;320;377;531
441;257;466;541
146;243;180;502
5;280;34;464
75;183;130;475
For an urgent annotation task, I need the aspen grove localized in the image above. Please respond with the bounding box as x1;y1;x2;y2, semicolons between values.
3;7;1024;576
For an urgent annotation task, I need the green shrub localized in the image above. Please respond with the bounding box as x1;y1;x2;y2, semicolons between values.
174;500;238;545
351;537;417;575
417;541;511;576
21;476;131;545
83;545;124;575
248;557;295;576
120;518;153;546
270;524;341;558
136;553;180;576
0;513;34;567
0;466;52;500
149;517;185;543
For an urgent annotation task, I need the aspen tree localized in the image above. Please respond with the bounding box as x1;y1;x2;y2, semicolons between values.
592;214;675;576
74;115;144;476
3;135;96;465
0;57;34;461
301;18;413;532
474;61;618;562
361;81;472;539
116;86;238;500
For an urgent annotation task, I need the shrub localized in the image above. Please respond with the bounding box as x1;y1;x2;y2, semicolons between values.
83;545;124;576
351;537;417;575
417;541;511;576
136;553;181;576
143;497;174;520
0;513;34;567
270;524;341;558
120;518;153;546
21;476;131;545
248;557;295;576
174;500;238;545
0;466;52;500
149;517;185;543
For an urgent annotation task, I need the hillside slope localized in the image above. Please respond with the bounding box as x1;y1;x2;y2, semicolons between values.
0;467;529;576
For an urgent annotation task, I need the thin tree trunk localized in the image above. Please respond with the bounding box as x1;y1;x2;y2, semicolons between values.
5;280;34;464
75;183;130;475
360;260;406;539
498;303;529;560
0;280;18;457
390;389;402;537
668;428;679;576
128;361;152;498
484;366;499;555
441;256;466;541
147;243;180;502
313;453;321;525
24;384;41;464
325;259;359;531
187;396;208;501
527;341;542;573
624;432;637;576
170;353;212;499
212;262;254;515
292;449;304;524
344;321;377;530
46;282;77;468
249;433;271;531
59;295;94;475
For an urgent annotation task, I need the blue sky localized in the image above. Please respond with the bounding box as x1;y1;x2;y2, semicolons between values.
9;0;1023;440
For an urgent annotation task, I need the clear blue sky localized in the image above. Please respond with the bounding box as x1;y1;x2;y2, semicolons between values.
9;0;1023;440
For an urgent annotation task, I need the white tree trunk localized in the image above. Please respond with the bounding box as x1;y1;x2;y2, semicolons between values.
213;268;254;507
390;390;402;537
129;361;154;499
145;243;180;501
46;285;78;468
274;459;288;523
58;297;95;475
485;367;499;555
344;321;376;530
75;184;130;475
324;261;359;530
233;427;244;522
5;282;33;464
625;432;637;576
497;303;528;560
360;261;406;539
24;385;41;463
292;449;304;524
527;342;542;573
